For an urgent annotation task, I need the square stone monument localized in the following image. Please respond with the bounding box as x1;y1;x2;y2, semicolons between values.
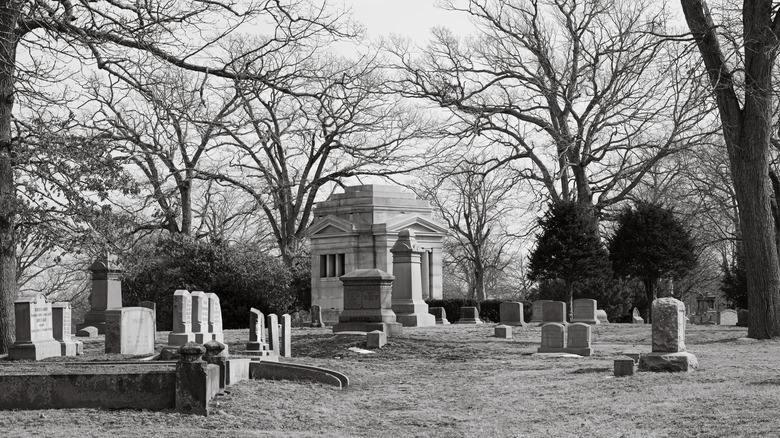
571;299;599;325
456;306;484;324
52;302;82;356
428;307;450;324
245;308;273;357
499;302;525;326
76;257;123;335
390;229;436;327
105;307;155;355
537;323;566;353
8;294;62;360
495;325;512;339
168;290;195;346
639;298;698;372
542;301;566;324
566;323;593;356
531;300;552;323
333;269;403;335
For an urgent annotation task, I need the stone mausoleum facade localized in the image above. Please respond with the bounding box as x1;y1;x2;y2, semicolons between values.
307;185;448;323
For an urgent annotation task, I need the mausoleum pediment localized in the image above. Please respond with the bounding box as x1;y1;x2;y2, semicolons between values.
306;215;356;237
383;215;449;236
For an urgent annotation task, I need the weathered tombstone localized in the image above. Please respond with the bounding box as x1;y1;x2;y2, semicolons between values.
737;309;749;327
281;314;292;358
206;293;224;343
8;294;62;360
538;323;566;353
571;299;599;325
168;290;195;346
495;325;512;339
190;291;211;344
428;307;450;325
333;268;403;335
719;309;738;326
245;308;272;357
367;330;387;349
267;314;280;357
531;300;552;323
456;306;484;324
76;257;123;335
105;307;155;355
566;323;593;356
632;307;644;324
310;305;325;328
499;302;525;326
390;229;436;327
139;300;156;331
639;298;698;372
614;359;635;377
51;302;82;356
542;301;566;324
596;309;609;324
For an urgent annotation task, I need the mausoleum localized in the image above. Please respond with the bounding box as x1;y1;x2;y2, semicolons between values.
307;185;448;322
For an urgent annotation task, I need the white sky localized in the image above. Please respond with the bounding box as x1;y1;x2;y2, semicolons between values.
344;0;472;42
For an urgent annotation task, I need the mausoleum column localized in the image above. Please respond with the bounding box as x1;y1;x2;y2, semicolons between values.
390;229;436;327
421;250;430;300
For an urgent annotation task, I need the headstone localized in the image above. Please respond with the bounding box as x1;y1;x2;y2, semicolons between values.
456;306;484;324
596;309;609;324
139;300;156;331
168;290;195;346
737;309;749;327
332;269;403;335
78;326;98;338
632;307;644;324
538;323;566;352
499;302;525;326
495;325;512;339
571;299;599;324
639;298;698;372
105;307;155;355
267;314;280;357
76;257;123;335
281;314;292;358
51;302;82;356
390;229;436;327
719;309;738;326
190;291;211;344
310;305;325;327
566;323;593;356
246;308;272;357
614;359;635;377
428;307;450;325
366;330;387;349
531;300;552;323
8;294;62;360
542;301;566;324
206;293;224;343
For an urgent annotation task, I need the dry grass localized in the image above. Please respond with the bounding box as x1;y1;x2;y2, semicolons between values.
1;323;779;437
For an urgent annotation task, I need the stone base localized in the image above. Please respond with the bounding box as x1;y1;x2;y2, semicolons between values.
167;332;195;346
59;340;82;357
435;318;451;325
211;333;225;343
632;317;644;324
639;352;698;373
501;320;526;327
395;312;436;327
332;321;404;336
194;333;211;344
76;326;100;337
614;359;635;377
536;347;593;357
495;325;512;339
456;317;484;324
367;330;387;349
571;318;600;325
8;340;62;360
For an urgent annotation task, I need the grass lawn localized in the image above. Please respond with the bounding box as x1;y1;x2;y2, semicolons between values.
1;323;778;437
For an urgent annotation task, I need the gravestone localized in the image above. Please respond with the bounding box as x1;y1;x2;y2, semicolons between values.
495;325;512;339
538;323;566;353
245;308;272;357
571;299;599;325
332;269;403;335
632;307;644;324
719;309;737;326
456;306;484;324
639;298;698;372
596;309;609;324
429;307;450;324
281;314;292;358
8;294;62;360
52;302;82;356
139;300;156;331
542;301;566;324
267;314;280;357
105;307;155;355
206;293;224;343
737;309;749;327
76;257;123;335
390;229;436;327
566;323;593;356
531;300;552;323
168;290;195;346
614;359;635;377
499;302;525;326
310;305;325;328
190;291;211;344
367;330;387;349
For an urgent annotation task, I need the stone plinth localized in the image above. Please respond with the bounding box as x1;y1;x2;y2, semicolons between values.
105;307;155;355
456;306;484;324
500;302;525;326
614;359;635;377
571;299;599;325
639;352;698;372
8;294;62;360
495;325;512;339
76;257;123;335
52;302;81;356
333;269;403;336
429;307;450;324
367;330;387;349
168;290;195;347
542;301;566;324
390;229;436;327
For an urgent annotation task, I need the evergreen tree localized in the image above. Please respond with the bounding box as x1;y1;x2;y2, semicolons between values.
608;202;697;322
527;202;612;319
721;247;748;309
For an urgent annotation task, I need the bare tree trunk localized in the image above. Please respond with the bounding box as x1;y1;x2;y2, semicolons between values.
0;3;20;353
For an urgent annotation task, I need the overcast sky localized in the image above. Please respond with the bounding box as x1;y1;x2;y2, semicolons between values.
345;0;472;42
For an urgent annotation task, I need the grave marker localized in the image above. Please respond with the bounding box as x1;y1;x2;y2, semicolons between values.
538;323;566;352
367;330;387;348
206;293;224;343
310;305;325;327
246;308;272;357
52;302;82;356
267;314;280;357
495;325;512;339
719;309;737;326
281;314;292;358
639;298;698;372
390;229;436;327
542;301;566;324
168;290;195;346
571;299;599;325
531;300;552;323
428;307;450;325
76;257;123;335
456;306;484;324
8;294;62;360
566;323;593;356
333;269;403;335
499;302;525;326
105;307;155;355
632;307;644;324
190;291;210;344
